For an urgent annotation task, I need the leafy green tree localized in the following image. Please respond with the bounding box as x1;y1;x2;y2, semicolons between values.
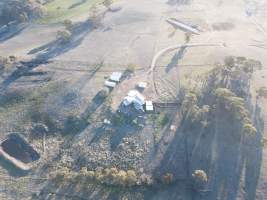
57;30;71;43
103;0;113;8
126;63;136;74
192;169;208;190
63;19;73;31
257;86;267;98
224;56;235;68
115;170;127;185
18;12;29;23
181;92;198;116
214;87;256;136
126;170;138;186
243;123;257;136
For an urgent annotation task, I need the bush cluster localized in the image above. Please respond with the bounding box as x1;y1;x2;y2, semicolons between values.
257;86;267;98
181;92;210;128
53;167;153;187
214;88;257;136
192;169;208;190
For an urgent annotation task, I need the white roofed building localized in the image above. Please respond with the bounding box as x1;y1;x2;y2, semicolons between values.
123;90;145;111
110;72;123;82
105;80;116;88
137;82;147;89
145;101;154;112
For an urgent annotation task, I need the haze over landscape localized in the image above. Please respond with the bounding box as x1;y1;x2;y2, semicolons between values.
0;0;267;199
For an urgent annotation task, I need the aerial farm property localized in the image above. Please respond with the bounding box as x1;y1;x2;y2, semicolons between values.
0;0;267;200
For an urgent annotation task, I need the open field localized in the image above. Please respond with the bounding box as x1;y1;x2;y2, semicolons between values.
0;0;267;199
38;0;104;24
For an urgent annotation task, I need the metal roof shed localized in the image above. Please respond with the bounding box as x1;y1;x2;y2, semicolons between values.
137;82;148;89
105;80;116;88
146;101;154;111
110;72;123;82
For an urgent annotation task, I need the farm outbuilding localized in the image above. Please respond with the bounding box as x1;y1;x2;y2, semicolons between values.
137;82;147;89
123;90;145;111
105;80;117;88
145;101;154;112
110;72;123;82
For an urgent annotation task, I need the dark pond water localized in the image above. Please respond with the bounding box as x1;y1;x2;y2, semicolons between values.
1;133;40;164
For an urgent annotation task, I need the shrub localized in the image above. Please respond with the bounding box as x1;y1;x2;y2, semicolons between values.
192;170;208;182
9;55;16;62
126;170;138;186
52;167;145;188
57;30;71;44
214;87;257;136
18;12;29;23
126;64;136;74
257;86;267;98
140;174;153;185
54;167;72;185
63;19;73;31
192;170;208;190
115;170;127;185
243;123;257;136
261;138;267;147
243;59;262;72
224;56;235;68
181;92;198;116
185;32;191;43
103;0;113;8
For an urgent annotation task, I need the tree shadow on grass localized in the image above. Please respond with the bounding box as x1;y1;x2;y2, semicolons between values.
1;20;94;90
0;157;29;177
165;46;187;73
109;125;137;151
68;0;87;9
243;103;263;200
0;23;27;43
152;108;263;200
